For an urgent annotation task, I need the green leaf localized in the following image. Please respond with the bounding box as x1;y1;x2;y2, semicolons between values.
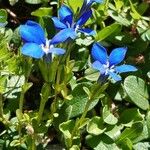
22;82;33;93
0;76;7;93
141;29;150;41
133;142;150;150
114;0;124;10
53;104;72;129
16;109;23;120
41;83;51;100
66;83;99;118
137;2;149;15
105;125;122;140
25;0;42;4
146;111;150;136
10;140;20;147
4;75;25;99
84;68;100;81
129;0;141;20
0;9;7;25
119;108;143;125
96;23;121;41
133;122;149;143
59;120;75;139
117;122;143;143
70;145;80;150
124;76;149;110
90;83;108;100
108;10;131;26
86;134;120;150
87;116;106;135
9;0;19;6
118;138;133;150
31;7;52;17
67;0;83;12
103;106;118;125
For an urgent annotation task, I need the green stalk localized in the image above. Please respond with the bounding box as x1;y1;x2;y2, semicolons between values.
0;94;3;119
58;0;64;8
37;96;48;124
19;91;25;113
18;86;25;144
69;99;91;147
38;83;51;124
32;136;36;150
69;84;106;148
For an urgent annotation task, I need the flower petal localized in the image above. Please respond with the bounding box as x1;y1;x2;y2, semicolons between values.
91;0;103;4
51;28;76;44
59;5;73;25
21;43;44;59
109;47;127;66
78;28;95;35
108;71;122;81
20;20;45;44
92;61;106;74
80;0;102;16
76;9;92;26
49;48;65;55
115;64;137;73
52;17;67;29
91;42;107;64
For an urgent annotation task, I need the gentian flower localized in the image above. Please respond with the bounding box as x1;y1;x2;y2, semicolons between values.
19;20;65;59
51;5;95;44
91;43;137;82
80;0;103;15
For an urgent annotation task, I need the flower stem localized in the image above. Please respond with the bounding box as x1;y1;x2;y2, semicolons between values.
37;97;47;124
0;94;3;119
32;136;36;150
38;83;51;124
69;99;91;148
19;91;25;113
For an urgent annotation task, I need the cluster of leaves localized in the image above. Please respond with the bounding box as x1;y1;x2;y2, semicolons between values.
0;0;150;150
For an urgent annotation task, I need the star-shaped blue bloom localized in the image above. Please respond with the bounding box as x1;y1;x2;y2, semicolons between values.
19;20;65;59
51;5;95;44
91;43;137;82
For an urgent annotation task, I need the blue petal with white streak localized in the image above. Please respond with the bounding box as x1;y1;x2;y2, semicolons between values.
115;65;137;73
22;43;45;59
91;42;137;83
51;28;76;44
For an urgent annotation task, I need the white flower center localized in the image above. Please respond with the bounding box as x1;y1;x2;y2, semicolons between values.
103;61;115;75
87;0;90;4
41;39;53;54
66;21;71;28
75;25;79;33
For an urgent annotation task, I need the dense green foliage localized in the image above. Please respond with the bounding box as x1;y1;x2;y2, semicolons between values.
0;0;150;149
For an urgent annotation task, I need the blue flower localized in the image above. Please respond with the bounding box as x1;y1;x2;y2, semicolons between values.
51;5;95;44
80;0;103;15
91;43;137;82
19;20;65;59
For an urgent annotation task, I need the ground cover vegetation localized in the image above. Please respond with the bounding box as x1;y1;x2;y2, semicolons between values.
0;0;150;149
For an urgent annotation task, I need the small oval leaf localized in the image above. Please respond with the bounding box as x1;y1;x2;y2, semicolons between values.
124;76;149;110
